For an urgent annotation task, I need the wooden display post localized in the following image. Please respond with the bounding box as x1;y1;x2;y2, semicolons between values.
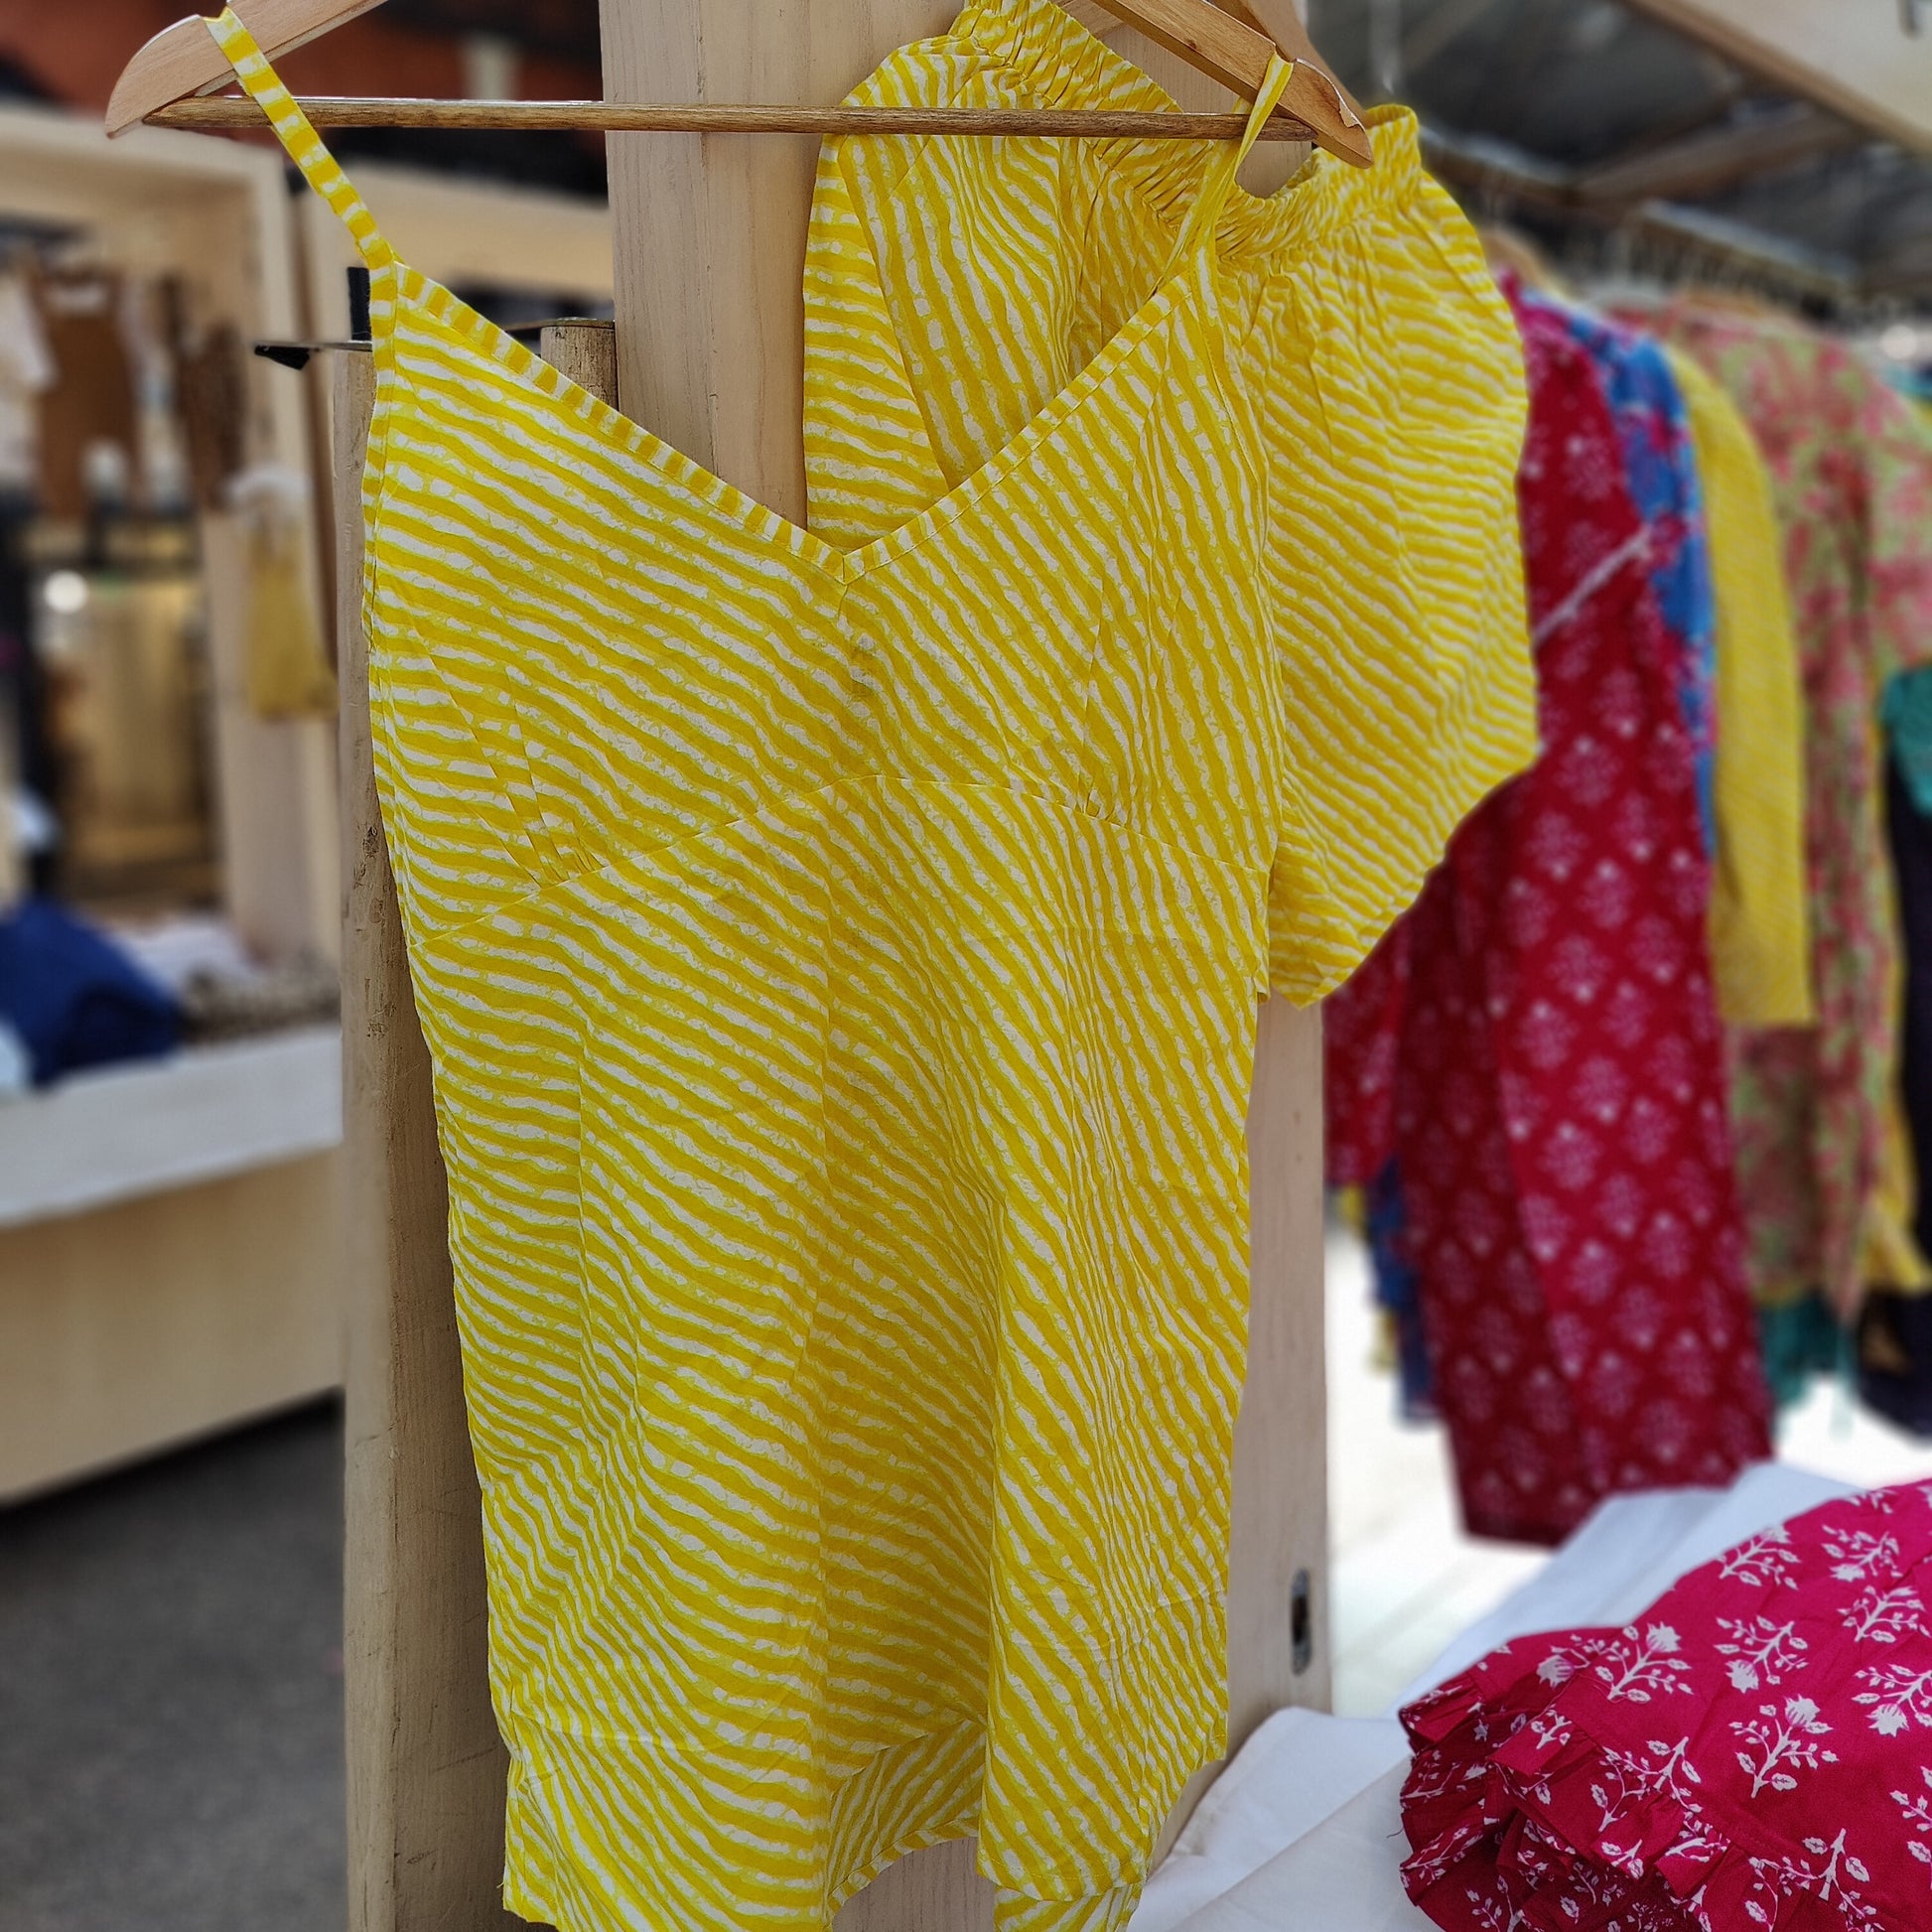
342;7;1327;1930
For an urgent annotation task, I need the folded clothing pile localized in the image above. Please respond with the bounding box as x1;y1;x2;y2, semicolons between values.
0;896;180;1086
1399;1482;1932;1930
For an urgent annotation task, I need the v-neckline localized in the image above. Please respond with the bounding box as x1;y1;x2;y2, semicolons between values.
203;2;1283;596
375;256;1209;591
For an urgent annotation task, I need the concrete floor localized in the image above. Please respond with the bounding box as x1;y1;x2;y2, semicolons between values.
0;1405;345;1932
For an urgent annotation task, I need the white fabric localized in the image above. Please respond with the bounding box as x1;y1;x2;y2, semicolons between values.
1178;1766;1422;1931
104;913;258;995
1131;1710;1409;1932
1144;1464;1862;1932
0;275;54;494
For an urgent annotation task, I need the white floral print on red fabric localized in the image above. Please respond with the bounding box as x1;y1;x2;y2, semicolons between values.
1718;1614;1811;1690
1321;287;1771;1545
1892;1770;1932;1885
1398;1482;1932;1930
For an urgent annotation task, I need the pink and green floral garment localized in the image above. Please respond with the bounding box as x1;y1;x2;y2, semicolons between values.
1660;307;1932;1319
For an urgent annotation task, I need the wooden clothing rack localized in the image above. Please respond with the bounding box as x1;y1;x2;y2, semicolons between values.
335;7;1328;1932
152;96;1319;140
106;0;1372;159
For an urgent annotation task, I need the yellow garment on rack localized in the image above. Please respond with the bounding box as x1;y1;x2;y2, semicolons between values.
803;0;1541;1004
243;519;338;719
1665;347;1812;1027
207;17;1533;1932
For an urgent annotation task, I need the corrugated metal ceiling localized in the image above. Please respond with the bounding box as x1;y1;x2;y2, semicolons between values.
1307;0;1932;306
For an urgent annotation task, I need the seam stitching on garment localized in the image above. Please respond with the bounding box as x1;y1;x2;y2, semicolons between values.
401;772;1273;959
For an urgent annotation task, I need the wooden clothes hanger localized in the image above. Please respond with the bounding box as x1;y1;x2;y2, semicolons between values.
107;0;378;135
1216;0;1366;117
1075;0;1369;160
106;0;1374;167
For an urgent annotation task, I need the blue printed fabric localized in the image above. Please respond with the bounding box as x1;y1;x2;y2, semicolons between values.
0;897;180;1086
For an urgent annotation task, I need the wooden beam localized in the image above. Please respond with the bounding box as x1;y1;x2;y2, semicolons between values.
1620;0;1932;156
1400;0;1500;77
1574;103;1860;206
337;345;521;1932
1061;0;1122;32
1419;123;1860;300
341;323;617;1932
1637;197;1860;295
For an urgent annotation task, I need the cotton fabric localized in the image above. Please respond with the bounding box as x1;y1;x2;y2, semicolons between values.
1555;303;1718;849
802;0;1541;1005
1400;1480;1932;1931
1400;1461;1856;1712
1661;306;1932;1312
1129;1466;1858;1932
1128;1708;1411;1932
210;16;1383;1931
1325;289;1771;1546
0;896;180;1085
1666;347;1813;1030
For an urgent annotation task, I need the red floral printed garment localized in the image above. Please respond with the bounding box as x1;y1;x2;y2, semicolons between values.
1324;918;1409;1192
1327;290;1771;1544
1656;308;1932;1318
1400;1481;1932;1932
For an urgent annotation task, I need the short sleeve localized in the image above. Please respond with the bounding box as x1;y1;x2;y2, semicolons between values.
1260;192;1540;1004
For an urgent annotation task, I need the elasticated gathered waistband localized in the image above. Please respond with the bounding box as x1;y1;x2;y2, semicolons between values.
950;0;1427;264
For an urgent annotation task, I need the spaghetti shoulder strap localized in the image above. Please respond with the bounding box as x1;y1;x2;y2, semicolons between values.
204;8;393;272
1167;53;1297;271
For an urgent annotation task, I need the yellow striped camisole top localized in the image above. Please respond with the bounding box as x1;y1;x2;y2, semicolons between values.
210;13;1366;1932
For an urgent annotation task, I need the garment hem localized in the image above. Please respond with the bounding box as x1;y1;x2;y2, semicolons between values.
1271;723;1541;1007
493;1708;1211;1932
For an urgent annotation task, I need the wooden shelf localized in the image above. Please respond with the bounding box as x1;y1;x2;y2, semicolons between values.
0;1027;342;1229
